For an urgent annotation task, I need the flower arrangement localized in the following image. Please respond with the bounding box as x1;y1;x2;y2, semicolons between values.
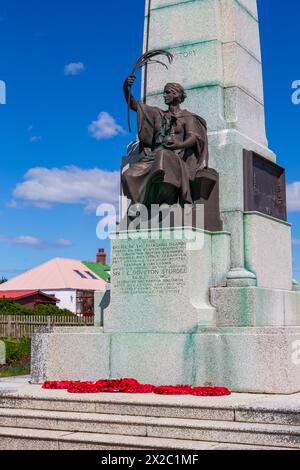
43;378;231;396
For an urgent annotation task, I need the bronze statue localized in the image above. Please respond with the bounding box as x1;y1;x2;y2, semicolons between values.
122;76;209;207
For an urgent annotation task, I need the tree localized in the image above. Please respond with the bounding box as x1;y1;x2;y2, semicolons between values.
0;277;7;284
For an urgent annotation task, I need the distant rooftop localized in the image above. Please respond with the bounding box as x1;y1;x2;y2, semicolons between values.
0;258;107;292
0;290;59;302
82;261;110;282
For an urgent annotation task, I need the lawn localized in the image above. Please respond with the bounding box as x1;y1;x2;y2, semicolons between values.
0;356;31;377
0;337;31;377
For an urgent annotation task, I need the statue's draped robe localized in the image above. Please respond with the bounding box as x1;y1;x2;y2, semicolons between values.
122;103;209;206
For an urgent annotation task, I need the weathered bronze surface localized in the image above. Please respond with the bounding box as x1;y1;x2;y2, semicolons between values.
122;76;209;208
244;150;287;221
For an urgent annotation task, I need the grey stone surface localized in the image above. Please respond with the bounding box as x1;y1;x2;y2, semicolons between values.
1;407;300;448
221;0;260;59
211;232;231;287
146;41;223;97
0;408;148;436
147;85;227;133
211;287;300;327
244;212;293;290
194;327;300;394
236;395;300;425
223;42;263;103
224;87;266;144
148;0;219;50
105;229;230;333
110;333;194;386
0;426;292;450
0;340;5;365
147;418;300;448
94;402;234;421
0;427;65;450
144;0;265;144
31;327;110;384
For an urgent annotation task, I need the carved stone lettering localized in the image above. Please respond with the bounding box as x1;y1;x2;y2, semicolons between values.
111;238;188;296
173;50;196;60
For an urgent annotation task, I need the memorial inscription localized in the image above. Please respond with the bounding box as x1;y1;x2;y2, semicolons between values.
111;238;188;296
244;150;287;221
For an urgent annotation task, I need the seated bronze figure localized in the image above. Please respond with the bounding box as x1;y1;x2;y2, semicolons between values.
122;76;209;207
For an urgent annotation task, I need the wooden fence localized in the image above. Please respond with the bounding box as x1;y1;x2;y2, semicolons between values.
0;315;95;339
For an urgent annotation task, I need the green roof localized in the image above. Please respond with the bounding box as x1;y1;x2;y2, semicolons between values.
82;261;110;282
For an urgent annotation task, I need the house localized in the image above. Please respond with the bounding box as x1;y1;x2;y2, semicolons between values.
0;250;110;316
0;290;59;309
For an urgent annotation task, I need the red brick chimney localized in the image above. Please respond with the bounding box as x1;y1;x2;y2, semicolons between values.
96;248;107;265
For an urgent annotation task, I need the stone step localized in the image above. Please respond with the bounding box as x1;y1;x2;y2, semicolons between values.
236;406;300;426
0;408;300;448
0;426;292;450
0;395;235;421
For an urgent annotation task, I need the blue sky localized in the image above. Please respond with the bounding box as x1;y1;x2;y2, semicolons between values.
1;0;300;282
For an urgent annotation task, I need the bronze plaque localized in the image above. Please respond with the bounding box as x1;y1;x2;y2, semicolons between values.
244;150;287;221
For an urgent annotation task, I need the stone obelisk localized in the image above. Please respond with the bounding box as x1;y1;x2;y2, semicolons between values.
143;0;277;286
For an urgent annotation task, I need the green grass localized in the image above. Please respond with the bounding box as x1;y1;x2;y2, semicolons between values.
0;359;30;377
0;337;31;377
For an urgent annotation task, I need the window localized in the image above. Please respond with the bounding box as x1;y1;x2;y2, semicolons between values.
85;271;98;280
73;270;88;279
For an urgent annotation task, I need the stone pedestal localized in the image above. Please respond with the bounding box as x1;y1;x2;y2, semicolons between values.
194;327;300;394
31;325;300;394
31;226;300;394
105;228;231;333
31;327;110;383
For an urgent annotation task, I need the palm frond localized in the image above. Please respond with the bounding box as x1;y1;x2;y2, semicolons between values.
128;50;174;131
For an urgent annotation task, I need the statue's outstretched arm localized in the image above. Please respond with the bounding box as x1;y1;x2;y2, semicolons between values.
124;76;138;112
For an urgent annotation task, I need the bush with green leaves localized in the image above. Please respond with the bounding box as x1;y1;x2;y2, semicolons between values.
0;299;75;316
4;337;31;363
0;299;26;315
31;303;75;316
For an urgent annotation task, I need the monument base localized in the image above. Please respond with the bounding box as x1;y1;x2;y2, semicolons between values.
31;325;300;394
31;225;300;394
31;327;110;384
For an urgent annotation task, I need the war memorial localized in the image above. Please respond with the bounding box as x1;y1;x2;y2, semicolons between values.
1;0;300;451
29;0;300;395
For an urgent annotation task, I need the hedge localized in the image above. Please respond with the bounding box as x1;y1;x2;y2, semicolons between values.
4;337;31;362
0;299;75;316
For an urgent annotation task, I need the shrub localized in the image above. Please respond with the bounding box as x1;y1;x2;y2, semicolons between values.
33;304;75;316
4;337;31;363
0;299;27;315
0;299;75;316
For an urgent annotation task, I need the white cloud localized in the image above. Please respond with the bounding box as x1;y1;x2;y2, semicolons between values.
0;235;73;250
30;135;42;143
88;112;125;140
13;165;120;212
287;182;300;212
64;62;85;76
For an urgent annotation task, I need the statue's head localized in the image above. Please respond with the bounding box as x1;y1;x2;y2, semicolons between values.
164;83;187;105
